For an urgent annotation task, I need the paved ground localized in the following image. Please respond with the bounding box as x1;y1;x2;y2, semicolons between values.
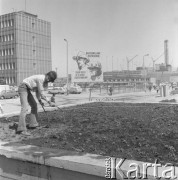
0;90;178;117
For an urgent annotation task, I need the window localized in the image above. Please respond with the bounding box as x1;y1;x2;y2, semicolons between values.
2;21;4;28
10;19;14;26
2;50;4;56
11;48;14;55
33;62;36;70
12;77;15;83
9;63;11;69
8;20;11;27
4;50;7;56
4;21;7;28
4;35;7;42
7;20;9;27
12;63;15;69
7;35;10;41
32;36;35;42
8;77;11;84
32;22;35;28
33;49;36;55
11;34;14;41
8;49;11;55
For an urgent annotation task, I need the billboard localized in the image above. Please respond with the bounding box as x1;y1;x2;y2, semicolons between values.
72;51;103;83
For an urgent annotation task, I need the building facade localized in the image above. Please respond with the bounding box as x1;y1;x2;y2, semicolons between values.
0;11;52;85
103;70;150;85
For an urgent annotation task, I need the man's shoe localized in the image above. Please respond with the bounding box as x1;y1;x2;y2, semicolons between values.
26;124;40;130
9;123;18;130
16;131;31;136
21;131;31;136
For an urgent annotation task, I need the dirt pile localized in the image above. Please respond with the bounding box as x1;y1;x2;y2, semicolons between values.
0;102;177;165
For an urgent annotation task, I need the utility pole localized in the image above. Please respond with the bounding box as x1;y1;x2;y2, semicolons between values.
106;56;108;71
117;58;119;71
64;39;69;95
143;54;149;92
112;56;113;72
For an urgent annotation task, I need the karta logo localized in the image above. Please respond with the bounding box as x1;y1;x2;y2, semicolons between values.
105;157;177;179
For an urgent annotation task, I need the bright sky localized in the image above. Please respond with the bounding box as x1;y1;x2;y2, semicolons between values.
1;0;178;76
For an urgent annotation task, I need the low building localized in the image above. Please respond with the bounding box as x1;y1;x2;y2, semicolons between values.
170;73;178;83
147;71;171;85
103;70;150;86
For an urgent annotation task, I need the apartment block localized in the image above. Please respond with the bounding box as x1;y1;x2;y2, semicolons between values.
0;11;52;85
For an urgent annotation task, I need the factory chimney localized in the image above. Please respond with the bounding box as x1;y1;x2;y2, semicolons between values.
164;40;169;66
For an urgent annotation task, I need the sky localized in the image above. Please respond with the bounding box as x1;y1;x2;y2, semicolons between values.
1;0;178;76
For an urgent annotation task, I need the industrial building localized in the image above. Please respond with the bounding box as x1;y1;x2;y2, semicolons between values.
0;11;52;85
103;70;150;86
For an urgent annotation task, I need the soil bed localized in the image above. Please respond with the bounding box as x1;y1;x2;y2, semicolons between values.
0;102;178;165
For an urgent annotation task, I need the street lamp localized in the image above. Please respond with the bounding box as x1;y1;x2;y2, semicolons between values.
64;39;69;95
112;56;113;72
143;54;149;92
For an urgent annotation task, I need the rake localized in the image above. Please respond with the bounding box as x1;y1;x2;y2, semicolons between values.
41;103;66;126
55;106;66;121
40;104;50;128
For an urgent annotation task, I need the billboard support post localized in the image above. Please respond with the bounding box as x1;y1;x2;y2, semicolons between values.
89;88;92;101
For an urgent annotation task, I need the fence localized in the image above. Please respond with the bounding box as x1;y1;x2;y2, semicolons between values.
83;84;145;95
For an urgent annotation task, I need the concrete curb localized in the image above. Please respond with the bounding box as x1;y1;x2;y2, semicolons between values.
0;141;177;180
0;141;106;180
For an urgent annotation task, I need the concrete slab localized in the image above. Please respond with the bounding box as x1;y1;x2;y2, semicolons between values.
0;141;177;180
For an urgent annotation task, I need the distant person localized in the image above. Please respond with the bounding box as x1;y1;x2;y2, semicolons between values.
156;86;160;93
148;85;152;92
0;103;4;114
109;86;113;96
17;71;57;136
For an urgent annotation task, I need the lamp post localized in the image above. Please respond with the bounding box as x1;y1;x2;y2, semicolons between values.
143;54;149;92
64;39;69;95
112;56;113;72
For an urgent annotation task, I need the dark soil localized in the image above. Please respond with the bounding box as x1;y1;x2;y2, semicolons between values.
0;102;178;165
